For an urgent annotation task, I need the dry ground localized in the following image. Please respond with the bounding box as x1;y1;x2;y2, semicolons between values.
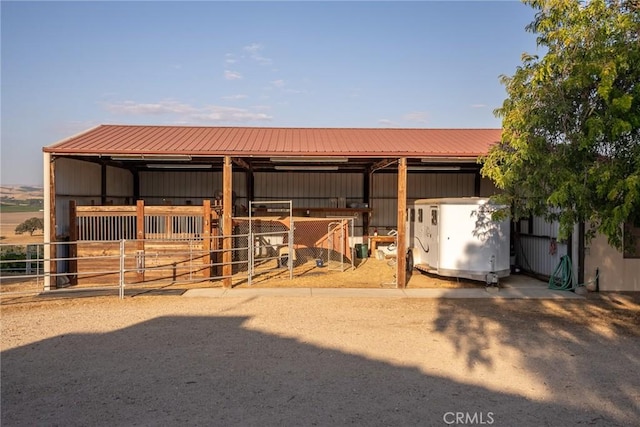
1;291;638;426
0;211;44;245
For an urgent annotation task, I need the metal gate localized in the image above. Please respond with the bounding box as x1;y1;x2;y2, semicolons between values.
248;200;293;285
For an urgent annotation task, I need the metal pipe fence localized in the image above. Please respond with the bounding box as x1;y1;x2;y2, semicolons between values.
1;214;358;299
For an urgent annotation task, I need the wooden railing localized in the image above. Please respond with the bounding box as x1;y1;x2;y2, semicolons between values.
68;200;221;284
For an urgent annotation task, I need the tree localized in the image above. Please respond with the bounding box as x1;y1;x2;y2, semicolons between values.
482;0;640;250
15;217;44;236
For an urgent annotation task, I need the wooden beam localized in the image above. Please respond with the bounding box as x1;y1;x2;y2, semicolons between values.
363;168;371;237
136;200;145;282
49;156;57;289
396;158;407;288
202;199;211;279
222;156;233;287
68;200;78;286
371;158;397;173
232;157;251;170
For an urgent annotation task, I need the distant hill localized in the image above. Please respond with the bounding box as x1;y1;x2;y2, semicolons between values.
0;185;44;212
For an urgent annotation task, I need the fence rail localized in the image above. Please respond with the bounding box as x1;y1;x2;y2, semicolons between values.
2;214;357;299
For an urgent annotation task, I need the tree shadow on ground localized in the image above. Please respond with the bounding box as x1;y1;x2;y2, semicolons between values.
2;310;637;426
433;294;639;426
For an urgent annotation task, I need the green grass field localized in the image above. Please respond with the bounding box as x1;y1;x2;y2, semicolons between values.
0;204;43;213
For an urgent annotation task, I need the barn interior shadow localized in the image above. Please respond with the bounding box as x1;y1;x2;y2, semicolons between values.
2;311;637;426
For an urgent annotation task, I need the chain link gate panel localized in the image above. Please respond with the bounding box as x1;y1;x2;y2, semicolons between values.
246;201;293;285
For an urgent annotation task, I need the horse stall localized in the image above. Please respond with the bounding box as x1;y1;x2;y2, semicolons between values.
68;200;222;287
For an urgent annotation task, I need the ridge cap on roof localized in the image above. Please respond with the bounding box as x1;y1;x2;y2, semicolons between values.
97;123;501;131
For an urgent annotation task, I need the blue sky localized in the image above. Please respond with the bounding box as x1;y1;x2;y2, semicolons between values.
1;1;540;185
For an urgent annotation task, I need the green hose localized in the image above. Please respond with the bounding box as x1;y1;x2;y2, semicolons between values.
548;255;575;290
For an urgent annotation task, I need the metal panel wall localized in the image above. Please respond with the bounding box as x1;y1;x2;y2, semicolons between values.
516;234;567;277
253;172;363;208
253;172;365;235
54;158;103;236
139;171;247;206
516;216;567;277
55;158;102;197
106;165;133;198
479;176;499;197
370;172;476;230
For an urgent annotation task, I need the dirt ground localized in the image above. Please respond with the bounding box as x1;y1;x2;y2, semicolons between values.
0;211;44;244
1;289;638;426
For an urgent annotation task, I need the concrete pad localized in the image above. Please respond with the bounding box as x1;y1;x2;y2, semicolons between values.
403;288;490;298
311;288;405;298
183;288;228;298
183;285;583;300
221;288;312;297
499;274;549;289
493;288;584;299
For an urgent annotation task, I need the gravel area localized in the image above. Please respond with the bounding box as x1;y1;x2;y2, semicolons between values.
1;291;639;426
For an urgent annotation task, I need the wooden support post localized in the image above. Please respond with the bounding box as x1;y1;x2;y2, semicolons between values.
136;200;145;282
396;158;407;288
68;200;78;286
203;200;211;279
49;156;57;289
363;168;371;237
222;157;233;287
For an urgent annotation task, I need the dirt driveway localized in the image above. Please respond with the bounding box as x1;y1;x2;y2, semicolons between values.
2;292;639;426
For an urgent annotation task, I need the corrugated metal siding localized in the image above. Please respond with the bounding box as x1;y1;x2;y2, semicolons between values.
253;172;365;233
254;172;363;207
138;171;247;206
516;215;565;277
55;158;101;197
106;166;133;198
479;176;499;197
517;235;567;277
370;172;476;229
54;159;103;235
531;215;561;237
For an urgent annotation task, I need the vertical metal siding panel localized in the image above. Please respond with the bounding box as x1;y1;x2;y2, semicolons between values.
252;172;359;208
406;172;475;200
56;158;101;196
233;171;246;200
480;177;499;197
370;173;396;228
254;172;267;197
106;166;133;197
518;235;568;277
462;174;475;196
55;159;103;238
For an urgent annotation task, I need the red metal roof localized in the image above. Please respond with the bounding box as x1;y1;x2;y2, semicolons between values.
44;125;502;158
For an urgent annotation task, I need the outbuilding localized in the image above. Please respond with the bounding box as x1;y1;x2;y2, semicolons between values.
43;124;638;292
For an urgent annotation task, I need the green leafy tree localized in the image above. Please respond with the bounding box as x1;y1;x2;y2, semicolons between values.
14;217;44;236
482;0;640;250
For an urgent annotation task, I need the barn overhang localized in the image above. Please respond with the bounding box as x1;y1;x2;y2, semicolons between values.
42;125;501;289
